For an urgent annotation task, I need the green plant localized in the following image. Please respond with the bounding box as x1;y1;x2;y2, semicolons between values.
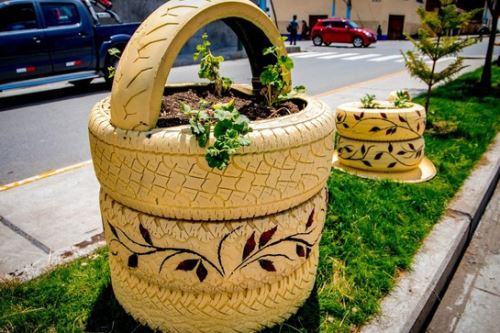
393;90;412;108
182;100;252;169
193;33;232;96
402;0;479;112
259;44;296;107
360;94;379;108
106;47;121;78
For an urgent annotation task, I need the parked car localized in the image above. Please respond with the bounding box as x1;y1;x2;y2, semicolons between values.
311;18;377;48
0;0;139;92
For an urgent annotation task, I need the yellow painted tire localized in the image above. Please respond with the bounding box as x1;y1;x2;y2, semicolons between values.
335;101;426;141
110;0;290;131
336;136;425;172
103;189;326;332
89;94;335;221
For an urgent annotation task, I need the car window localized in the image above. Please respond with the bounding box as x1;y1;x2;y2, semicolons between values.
348;21;360;28
331;21;346;28
321;21;332;28
41;3;80;27
0;4;38;32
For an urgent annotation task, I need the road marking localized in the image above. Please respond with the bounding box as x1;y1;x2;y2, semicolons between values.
369;55;404;62
0;160;92;192
342;54;381;61
293;52;336;58
318;52;358;59
314;69;406;98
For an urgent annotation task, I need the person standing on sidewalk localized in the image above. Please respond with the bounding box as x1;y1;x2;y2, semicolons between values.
287;15;299;45
301;20;309;40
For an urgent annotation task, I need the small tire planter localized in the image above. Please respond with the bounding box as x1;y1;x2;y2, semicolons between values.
332;99;436;183
88;0;336;332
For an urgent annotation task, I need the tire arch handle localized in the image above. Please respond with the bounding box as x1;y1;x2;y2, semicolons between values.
110;0;290;132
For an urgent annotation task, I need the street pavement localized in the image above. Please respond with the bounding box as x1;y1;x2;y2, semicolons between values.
0;38;499;330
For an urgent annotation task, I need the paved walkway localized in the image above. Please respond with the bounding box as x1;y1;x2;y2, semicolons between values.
427;181;500;332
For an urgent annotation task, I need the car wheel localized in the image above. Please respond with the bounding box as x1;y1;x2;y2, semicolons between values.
353;37;363;48
312;36;323;46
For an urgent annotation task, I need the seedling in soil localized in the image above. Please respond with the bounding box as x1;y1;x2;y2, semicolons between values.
393;90;413;108
182;99;252;170
360;94;379;109
193;33;232;97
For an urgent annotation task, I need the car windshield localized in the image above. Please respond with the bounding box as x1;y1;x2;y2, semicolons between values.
348;21;360;28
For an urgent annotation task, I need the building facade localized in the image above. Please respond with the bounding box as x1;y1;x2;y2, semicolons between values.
265;0;427;39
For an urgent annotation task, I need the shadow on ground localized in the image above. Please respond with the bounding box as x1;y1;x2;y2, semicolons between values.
86;283;320;333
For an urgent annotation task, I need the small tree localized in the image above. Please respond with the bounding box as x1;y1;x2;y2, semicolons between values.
402;0;479;112
479;0;499;89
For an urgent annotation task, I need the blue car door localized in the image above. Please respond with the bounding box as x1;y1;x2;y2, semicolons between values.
0;1;52;83
40;1;95;74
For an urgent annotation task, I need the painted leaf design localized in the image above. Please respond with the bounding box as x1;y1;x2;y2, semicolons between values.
176;259;199;271
398;115;407;123
386;128;393;135
417;123;421;131
108;222;119;239
409;143;415;150
354;114;360;121
128;254;138;268
380;112;387;119
259;226;277;248
361;145;366;155
388;143;393;153
242;232;256;260
259;259;276;272
360;112;365;118
338;147;344;154
139;224;153;246
306;247;312;259
416;110;421;117
196;261;208;282
296;245;305;257
337;114;343;122
374;152;383;160
362;160;372;167
370;126;381;132
306;209;315;229
388;162;397;168
342;123;349;129
397;151;406;155
345;146;353;153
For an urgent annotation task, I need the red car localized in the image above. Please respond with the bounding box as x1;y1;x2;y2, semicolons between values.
311;18;377;48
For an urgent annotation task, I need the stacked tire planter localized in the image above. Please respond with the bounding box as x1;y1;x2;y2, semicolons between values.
333;100;436;183
87;0;336;332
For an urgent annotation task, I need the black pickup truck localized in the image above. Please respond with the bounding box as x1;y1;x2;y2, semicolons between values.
0;0;139;91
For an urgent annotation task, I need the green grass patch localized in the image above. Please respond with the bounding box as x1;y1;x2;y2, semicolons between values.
1;67;499;333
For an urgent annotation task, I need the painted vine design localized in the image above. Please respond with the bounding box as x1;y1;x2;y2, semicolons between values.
337;141;423;169
107;209;320;282
336;110;426;137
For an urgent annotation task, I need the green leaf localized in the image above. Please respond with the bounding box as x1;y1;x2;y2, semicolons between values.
214;119;232;138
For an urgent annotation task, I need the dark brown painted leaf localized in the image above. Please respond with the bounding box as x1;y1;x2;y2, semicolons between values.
108;222;119;239
387;162;397;168
360;112;365;118
386;128;393;135
417;123;421;131
338;147;344;154
259;226;278;248
242;232;256;260
409;143;415;150
374;152;383;160
370;126;381;132
196;261;208;282
345;146;353;153
398;115;407;123
337;114;343;121
388;143;393;153
362;160;372;167
259;259;276;272
354;114;360;121
306;209;315;229
296;244;305;257
397;151;406;155
342;123;349;129
139;224;153;246
361;145;366;155
128;254;138;268
176;259;199;271
306;247;312;259
416;110;421;117
380;112;387;119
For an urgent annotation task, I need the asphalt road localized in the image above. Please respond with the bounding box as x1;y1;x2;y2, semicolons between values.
0;39;496;184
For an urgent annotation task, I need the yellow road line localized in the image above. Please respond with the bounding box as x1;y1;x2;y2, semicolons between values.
314;70;406;98
0;160;92;192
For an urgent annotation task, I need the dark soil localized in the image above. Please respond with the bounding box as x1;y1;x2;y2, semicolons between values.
157;86;305;128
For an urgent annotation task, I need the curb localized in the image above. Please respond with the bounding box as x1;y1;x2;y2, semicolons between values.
361;133;500;333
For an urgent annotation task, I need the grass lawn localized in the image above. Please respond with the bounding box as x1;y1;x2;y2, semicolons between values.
1;67;499;333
